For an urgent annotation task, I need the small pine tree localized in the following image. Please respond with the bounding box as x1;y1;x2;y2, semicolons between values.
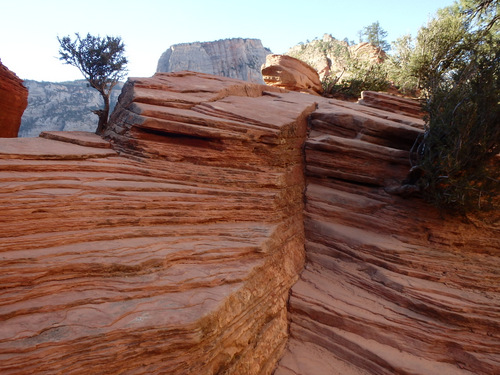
58;33;128;134
359;21;390;52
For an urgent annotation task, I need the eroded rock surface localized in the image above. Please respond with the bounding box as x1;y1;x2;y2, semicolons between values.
19;80;123;137
358;90;425;119
274;92;500;375
0;60;28;137
261;55;323;96
0;72;314;374
156;38;270;83
0;72;498;375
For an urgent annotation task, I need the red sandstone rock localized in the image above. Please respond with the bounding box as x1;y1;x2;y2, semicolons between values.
0;72;498;375
261;54;323;96
0;60;28;137
0;72;314;374
275;92;500;375
358;90;425;119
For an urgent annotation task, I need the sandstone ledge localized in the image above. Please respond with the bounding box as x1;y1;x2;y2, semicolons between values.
275;94;500;375
1;72;498;375
0;72;313;374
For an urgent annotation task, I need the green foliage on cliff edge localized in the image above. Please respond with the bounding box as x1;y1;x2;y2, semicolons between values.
289;1;499;213
411;0;500;213
288;36;389;99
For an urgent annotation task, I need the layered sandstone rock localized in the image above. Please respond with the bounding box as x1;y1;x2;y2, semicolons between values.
0;60;28;137
156;38;270;83
0;72;498;375
358;90;425;118
261;55;323;96
274;94;500;375
0;72;314;374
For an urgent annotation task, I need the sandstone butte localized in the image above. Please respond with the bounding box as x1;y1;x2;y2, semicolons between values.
0;71;498;375
0;59;28;137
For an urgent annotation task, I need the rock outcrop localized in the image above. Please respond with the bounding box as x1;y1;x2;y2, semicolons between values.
358;90;425;118
20;80;123;137
156;38;270;83
0;60;28;137
274;91;500;375
0;72;498;374
0;72;313;374
287;34;386;81
261;55;323;96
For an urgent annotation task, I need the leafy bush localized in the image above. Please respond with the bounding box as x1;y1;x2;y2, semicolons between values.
410;0;500;213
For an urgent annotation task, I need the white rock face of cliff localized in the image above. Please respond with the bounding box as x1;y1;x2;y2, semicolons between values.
20;80;122;137
156;38;271;83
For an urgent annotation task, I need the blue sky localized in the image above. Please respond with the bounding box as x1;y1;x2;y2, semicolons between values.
1;0;455;82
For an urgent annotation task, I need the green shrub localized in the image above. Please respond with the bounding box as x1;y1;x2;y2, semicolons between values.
410;0;500;213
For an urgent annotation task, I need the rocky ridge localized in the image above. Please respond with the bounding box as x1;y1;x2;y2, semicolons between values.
156;38;271;83
0;72;498;374
261;54;323;96
0;72;312;374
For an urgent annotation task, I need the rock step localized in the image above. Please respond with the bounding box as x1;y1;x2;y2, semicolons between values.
358;90;425;119
275;92;500;374
0;73;313;374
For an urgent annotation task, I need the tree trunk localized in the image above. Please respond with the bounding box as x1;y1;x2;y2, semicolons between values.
95;93;110;135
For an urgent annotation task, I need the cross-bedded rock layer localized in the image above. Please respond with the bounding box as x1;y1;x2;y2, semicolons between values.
0;72;498;374
0;72;314;374
0;60;28;137
274;93;500;375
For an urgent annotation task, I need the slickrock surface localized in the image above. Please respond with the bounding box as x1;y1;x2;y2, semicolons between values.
0;72;315;374
358;90;425;119
261;55;323;96
275;93;500;374
1;71;499;375
0;60;28;137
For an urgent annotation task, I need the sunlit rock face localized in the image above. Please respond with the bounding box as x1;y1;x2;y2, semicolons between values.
261;54;323;96
0;72;313;374
0;71;498;375
156;38;270;83
0;60;28;137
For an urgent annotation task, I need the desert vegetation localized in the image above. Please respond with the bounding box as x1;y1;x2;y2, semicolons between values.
290;0;499;213
58;33;128;134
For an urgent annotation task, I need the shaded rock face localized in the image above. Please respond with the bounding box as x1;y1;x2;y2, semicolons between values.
20;80;123;137
0;72;499;374
156;38;271;83
0;60;28;137
358;90;425;118
261;54;323;96
275;92;500;374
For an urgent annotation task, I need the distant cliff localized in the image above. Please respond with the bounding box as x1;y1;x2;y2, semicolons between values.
20;80;122;137
156;38;271;83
